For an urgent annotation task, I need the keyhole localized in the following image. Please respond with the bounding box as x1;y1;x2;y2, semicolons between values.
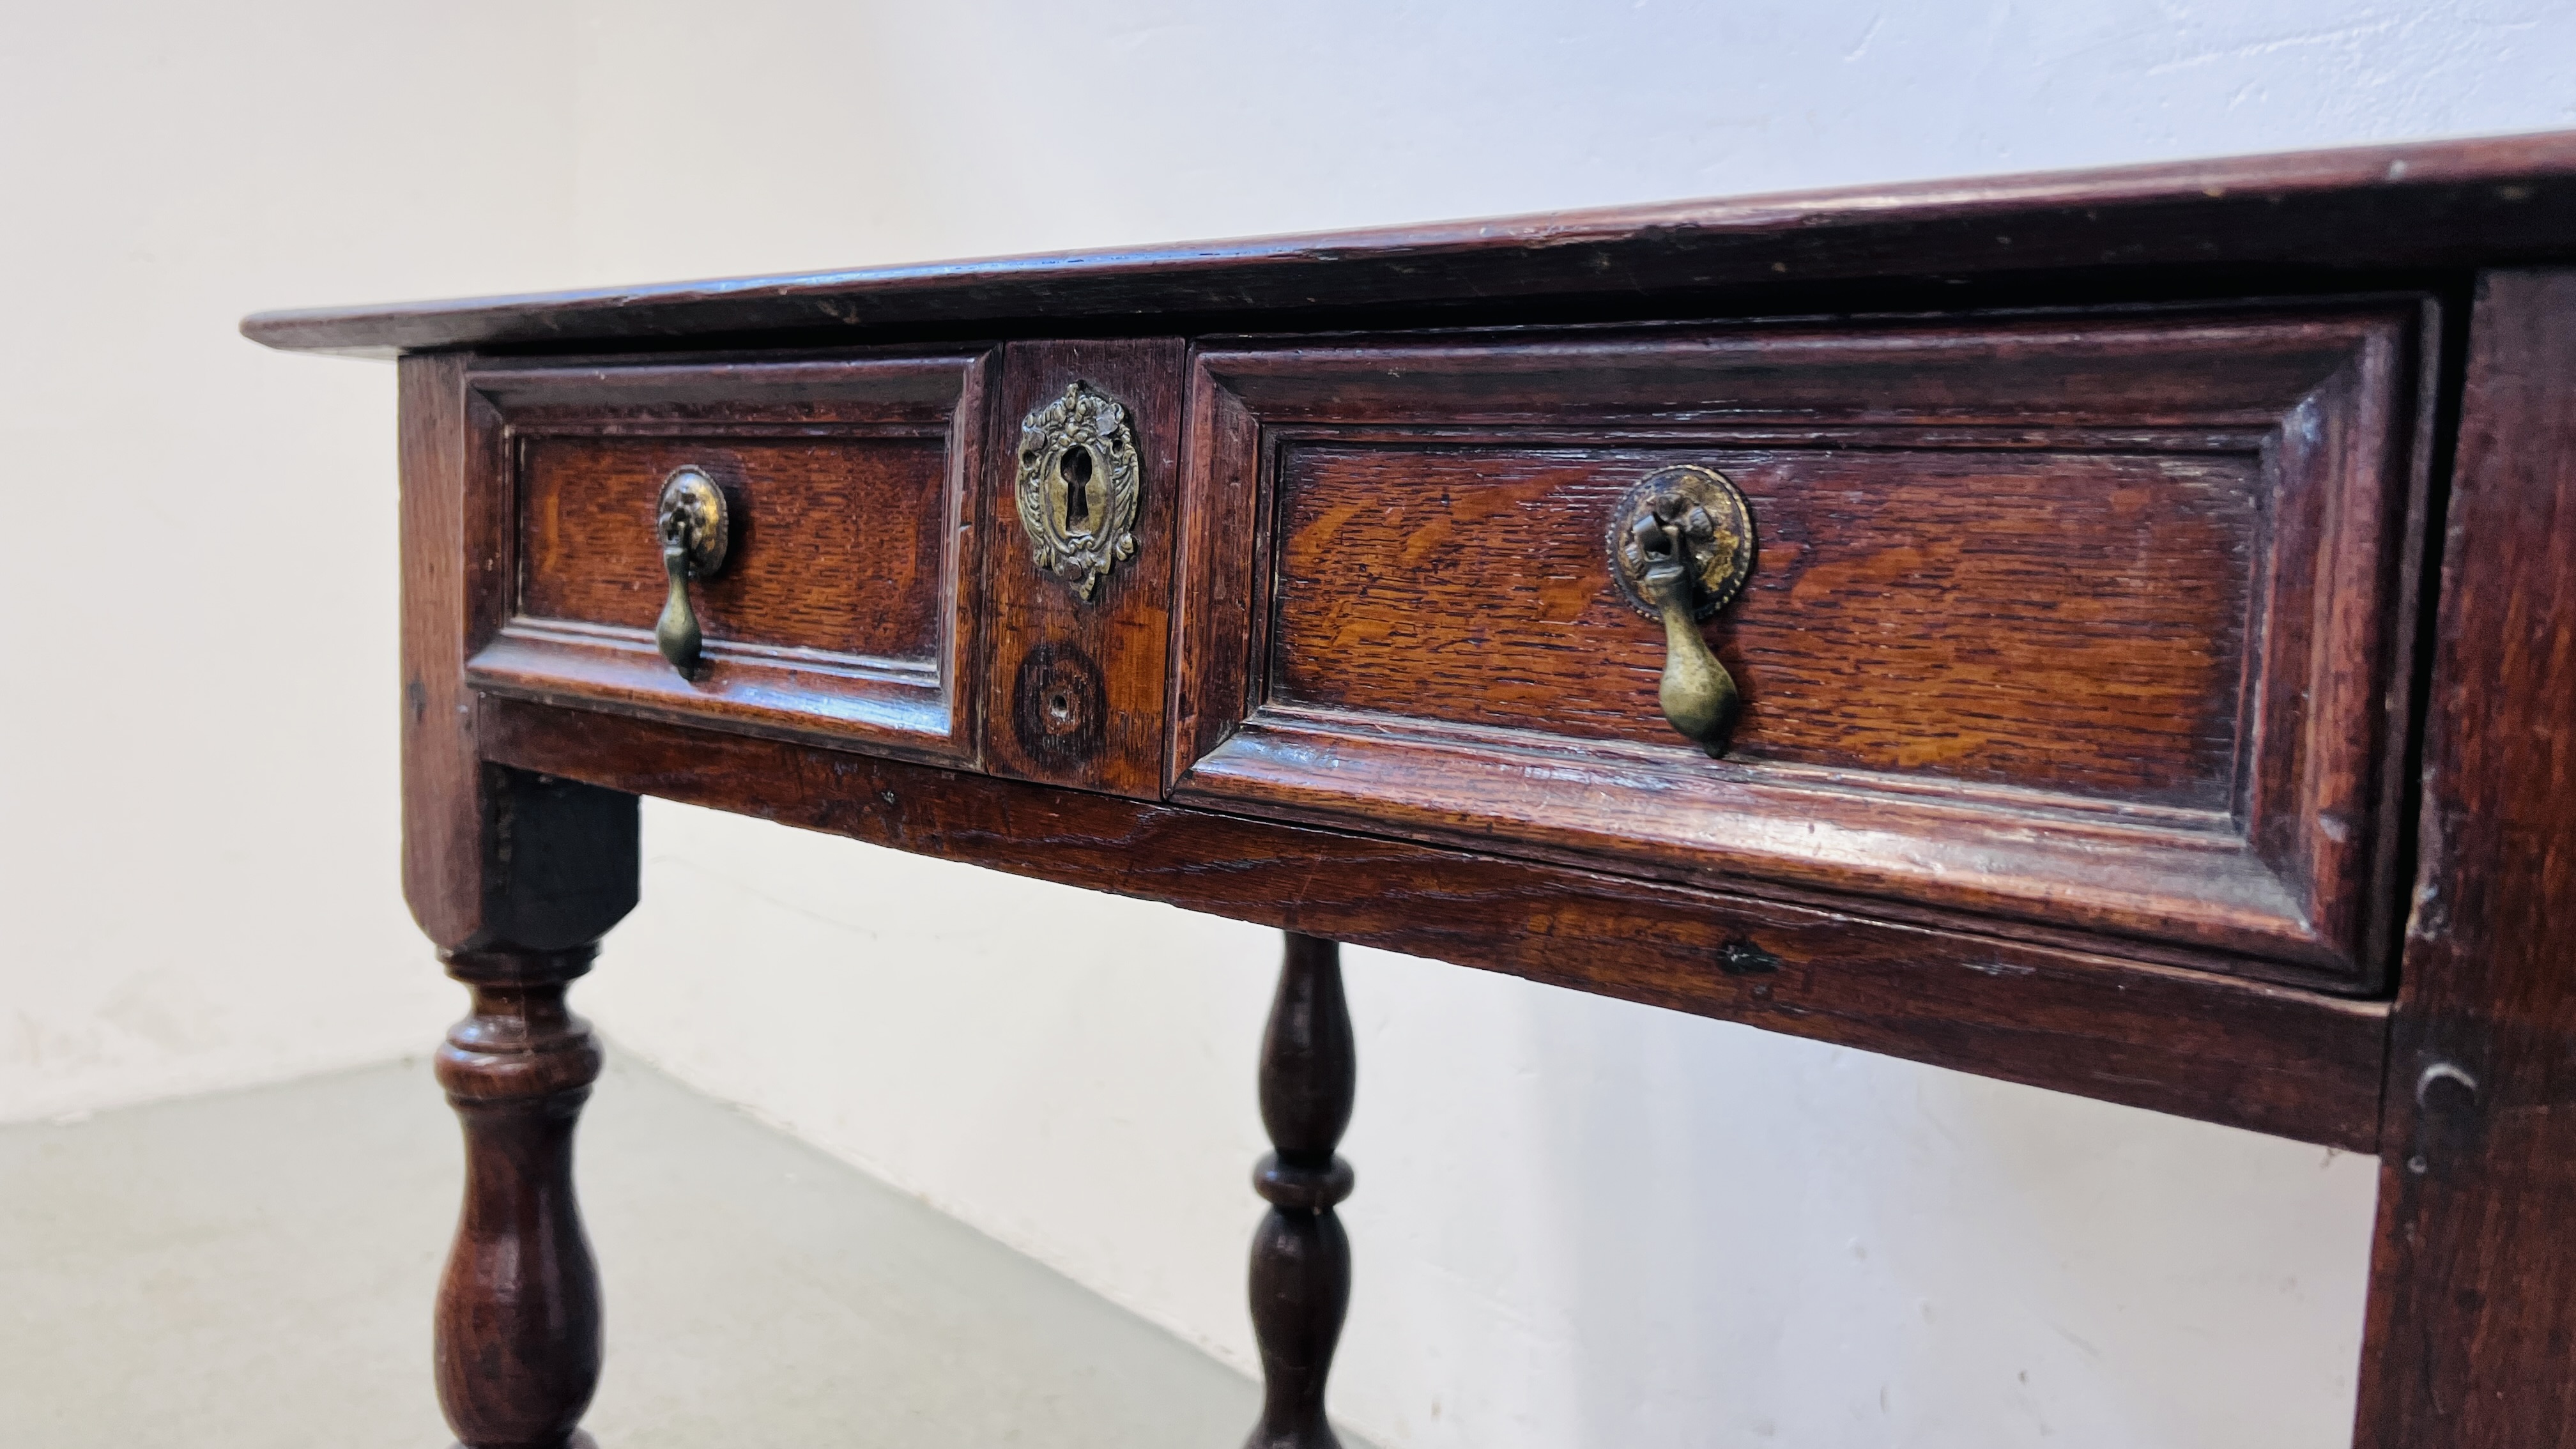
1060;447;1094;528
1048;690;1073;722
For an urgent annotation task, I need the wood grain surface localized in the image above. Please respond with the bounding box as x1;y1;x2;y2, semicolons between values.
2355;269;2576;1447
519;434;947;659
1177;307;2432;990
976;339;1186;796
464;351;991;766
397;354;637;954
480;696;2388;1151
1270;442;2258;804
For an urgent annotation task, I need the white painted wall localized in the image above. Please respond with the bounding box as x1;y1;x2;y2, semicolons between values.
10;1;2573;1445
0;2;579;1121
562;1;2576;273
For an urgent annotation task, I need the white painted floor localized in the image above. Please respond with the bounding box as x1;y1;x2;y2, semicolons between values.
0;1052;1318;1448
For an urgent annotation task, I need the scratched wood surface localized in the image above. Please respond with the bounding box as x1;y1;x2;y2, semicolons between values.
2354;269;2576;1447
481;695;2388;1152
1177;307;2433;991
521;434;949;660
975;339;1187;797
463;351;992;766
1271;442;2260;808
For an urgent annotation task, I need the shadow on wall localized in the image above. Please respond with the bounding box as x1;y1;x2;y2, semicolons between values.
587;803;2379;1449
1337;949;2375;1449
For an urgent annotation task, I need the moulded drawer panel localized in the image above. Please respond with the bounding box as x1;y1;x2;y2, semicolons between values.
465;353;991;766
1268;442;2258;809
1171;306;2434;991
519;434;948;661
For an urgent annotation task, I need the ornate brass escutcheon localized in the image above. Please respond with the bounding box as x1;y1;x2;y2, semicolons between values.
653;466;730;676
1607;464;1755;755
1014;382;1142;601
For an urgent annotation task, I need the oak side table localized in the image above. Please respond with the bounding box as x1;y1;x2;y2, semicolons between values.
247;132;2576;1448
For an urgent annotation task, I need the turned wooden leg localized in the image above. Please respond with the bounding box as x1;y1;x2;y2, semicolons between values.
435;946;606;1449
398;357;638;1448
1246;933;1356;1449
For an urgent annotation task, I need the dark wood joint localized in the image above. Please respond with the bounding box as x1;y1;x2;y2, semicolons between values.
464;766;641;956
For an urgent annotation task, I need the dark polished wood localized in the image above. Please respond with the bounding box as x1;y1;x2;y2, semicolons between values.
436;947;606;1449
480;696;2387;1151
2354;268;2576;1446
1246;933;1356;1449
977;338;1188;797
398;355;640;955
253;134;2576;1447
402;354;638;1449
1176;305;2434;991
461;351;992;765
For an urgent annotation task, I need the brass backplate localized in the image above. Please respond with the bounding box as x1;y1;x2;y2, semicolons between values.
1014;382;1142;601
1607;465;1754;620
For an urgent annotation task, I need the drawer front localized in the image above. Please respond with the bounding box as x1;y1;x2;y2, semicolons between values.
466;353;990;763
1173;306;2433;988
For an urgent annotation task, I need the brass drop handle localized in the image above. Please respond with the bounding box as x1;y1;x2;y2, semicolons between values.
1638;516;1741;747
654;467;730;675
1607;466;1754;755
